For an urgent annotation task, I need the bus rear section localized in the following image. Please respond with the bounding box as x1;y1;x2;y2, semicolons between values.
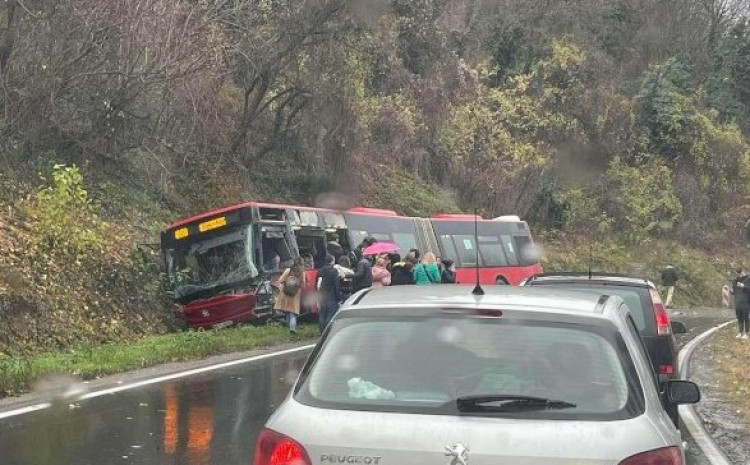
430;214;543;285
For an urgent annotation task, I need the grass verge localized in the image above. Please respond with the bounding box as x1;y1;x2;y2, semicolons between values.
708;326;750;420
0;323;318;398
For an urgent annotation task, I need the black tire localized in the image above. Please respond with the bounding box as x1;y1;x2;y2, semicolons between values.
495;277;509;285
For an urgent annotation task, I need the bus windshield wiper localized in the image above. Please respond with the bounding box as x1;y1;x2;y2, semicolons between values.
456;394;576;412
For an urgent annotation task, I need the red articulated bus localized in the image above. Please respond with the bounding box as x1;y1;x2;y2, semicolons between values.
160;202;542;329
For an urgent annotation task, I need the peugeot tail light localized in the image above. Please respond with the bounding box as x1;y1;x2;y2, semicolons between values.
254;428;312;465
650;289;671;336
618;446;683;465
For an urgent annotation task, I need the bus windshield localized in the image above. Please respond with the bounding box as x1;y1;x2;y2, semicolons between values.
344;214;418;252
432;220;539;268
165;225;259;300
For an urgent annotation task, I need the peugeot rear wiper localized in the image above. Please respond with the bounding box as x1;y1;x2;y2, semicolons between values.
456;394;576;412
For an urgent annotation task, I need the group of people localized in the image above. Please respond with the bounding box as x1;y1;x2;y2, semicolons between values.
348;239;457;293
271;237;458;334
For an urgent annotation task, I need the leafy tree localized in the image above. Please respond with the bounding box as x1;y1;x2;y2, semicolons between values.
601;157;683;243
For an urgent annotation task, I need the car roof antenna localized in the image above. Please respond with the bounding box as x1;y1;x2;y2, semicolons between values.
472;208;485;296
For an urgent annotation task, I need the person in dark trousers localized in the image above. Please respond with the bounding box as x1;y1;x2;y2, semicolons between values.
351;254;373;293
731;267;750;339
317;254;341;333
441;259;457;283
661;265;678;308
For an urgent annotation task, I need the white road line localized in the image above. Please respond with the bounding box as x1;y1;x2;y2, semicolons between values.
0;344;315;420
0;402;52;420
678;321;734;465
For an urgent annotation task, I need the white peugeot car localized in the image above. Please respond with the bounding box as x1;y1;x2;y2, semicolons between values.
255;286;700;465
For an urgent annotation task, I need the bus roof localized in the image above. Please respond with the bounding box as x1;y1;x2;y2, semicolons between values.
165;202;523;231
165;201;342;230
165;202;414;230
431;213;482;220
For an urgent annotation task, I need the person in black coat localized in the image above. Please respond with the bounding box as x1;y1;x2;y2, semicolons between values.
351;254;373;293
390;256;415;285
660;265;678;307
317;254;342;332
731;267;750;339
441;259;457;283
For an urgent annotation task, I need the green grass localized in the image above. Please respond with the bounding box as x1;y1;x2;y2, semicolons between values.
0;323;318;397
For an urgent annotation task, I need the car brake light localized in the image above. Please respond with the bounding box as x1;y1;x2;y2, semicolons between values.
659;364;675;375
254;428;312;465
650;289;671;336
618;446;683;465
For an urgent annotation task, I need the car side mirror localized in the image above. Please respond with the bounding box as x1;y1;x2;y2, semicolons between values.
671;321;687;334
666;380;700;404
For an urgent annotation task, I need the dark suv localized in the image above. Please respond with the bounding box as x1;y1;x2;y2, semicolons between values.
522;272;687;426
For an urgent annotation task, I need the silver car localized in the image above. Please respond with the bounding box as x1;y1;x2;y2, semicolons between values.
255;286;700;465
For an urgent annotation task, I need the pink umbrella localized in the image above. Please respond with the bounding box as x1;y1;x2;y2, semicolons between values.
363;241;400;256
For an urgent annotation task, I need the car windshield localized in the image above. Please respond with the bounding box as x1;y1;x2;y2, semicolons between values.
165;225;259;300
296;314;644;420
529;283;653;332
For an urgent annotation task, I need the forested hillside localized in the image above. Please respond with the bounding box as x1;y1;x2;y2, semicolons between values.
1;0;750;354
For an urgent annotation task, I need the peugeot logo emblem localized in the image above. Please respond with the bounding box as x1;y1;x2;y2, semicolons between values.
445;443;469;465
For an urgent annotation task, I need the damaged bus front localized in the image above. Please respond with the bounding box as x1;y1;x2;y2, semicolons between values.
160;204;299;329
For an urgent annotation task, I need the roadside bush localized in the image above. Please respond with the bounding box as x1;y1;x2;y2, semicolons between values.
22;164;106;259
600;157;683;244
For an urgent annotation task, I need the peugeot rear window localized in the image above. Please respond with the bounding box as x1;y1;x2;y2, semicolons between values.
295;315;645;420
527;283;654;333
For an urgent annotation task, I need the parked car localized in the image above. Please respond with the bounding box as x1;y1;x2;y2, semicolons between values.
254;285;699;465
521;272;687;426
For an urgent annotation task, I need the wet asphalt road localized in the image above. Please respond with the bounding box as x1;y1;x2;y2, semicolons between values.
0;309;732;465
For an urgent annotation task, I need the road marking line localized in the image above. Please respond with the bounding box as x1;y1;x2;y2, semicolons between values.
0;344;315;420
678;320;734;465
0;402;52;420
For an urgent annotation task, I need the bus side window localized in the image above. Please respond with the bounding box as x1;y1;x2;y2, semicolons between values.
500;235;519;266
453;235;479;266
439;235;459;265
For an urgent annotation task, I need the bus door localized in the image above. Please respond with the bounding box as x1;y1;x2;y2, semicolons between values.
320;211;350;261
294;226;327;269
258;224;298;273
256;204;299;274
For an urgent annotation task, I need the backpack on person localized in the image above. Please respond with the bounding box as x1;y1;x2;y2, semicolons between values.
283;274;302;297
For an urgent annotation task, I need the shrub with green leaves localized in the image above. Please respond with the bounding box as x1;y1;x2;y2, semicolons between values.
25;164;106;259
601;157;683;243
